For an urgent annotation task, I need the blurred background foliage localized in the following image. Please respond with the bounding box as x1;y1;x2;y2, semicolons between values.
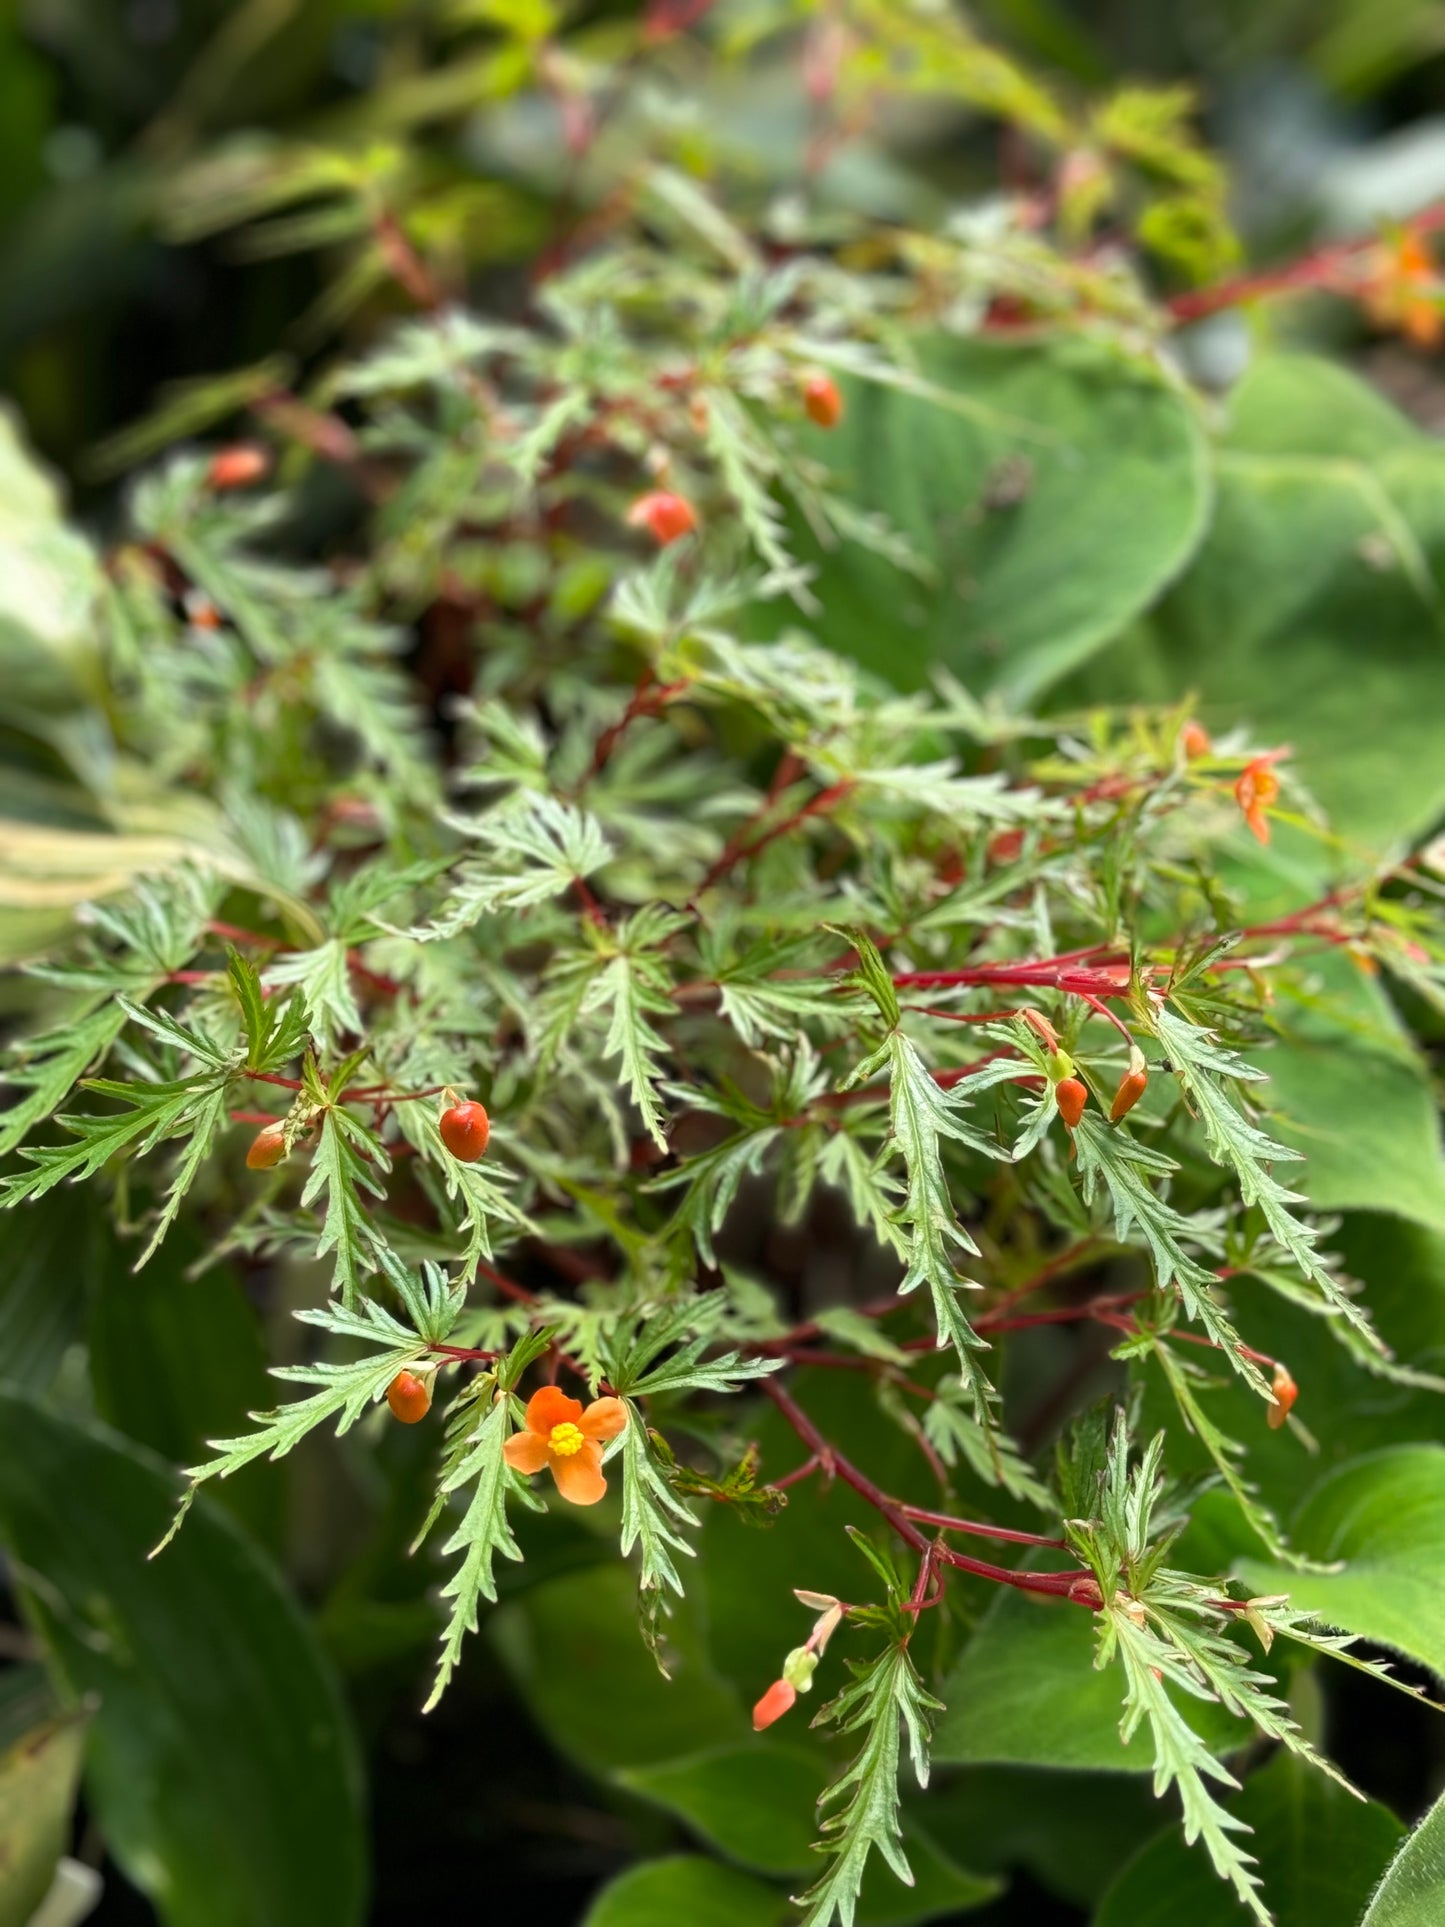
4;3;1445;1926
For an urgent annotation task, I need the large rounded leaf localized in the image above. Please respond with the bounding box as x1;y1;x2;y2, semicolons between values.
1362;1787;1445;1927
933;1585;1239;1771
1237;1445;1445;1682
1107;353;1445;848
791;336;1211;702
581;1856;789;1927
0;1394;366;1927
1093;1749;1402;1927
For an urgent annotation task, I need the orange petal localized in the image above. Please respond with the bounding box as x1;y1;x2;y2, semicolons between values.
1245;803;1271;845
503;1430;549;1474
551;1440;607;1506
581;1396;628;1442
524;1385;584;1437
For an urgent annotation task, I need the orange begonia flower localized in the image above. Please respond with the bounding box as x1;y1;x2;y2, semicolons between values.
1363;232;1443;349
1234;758;1281;845
502;1385;627;1506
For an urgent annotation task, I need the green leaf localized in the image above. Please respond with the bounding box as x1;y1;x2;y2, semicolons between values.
0;1394;366;1927
933;1585;1239;1772
0;1188;115;1390
620;1741;824;1875
300;1106;389;1307
1237;1445;1445;1682
1106;353;1445;846
792;335;1211;703
490;1563;740;1776
427;1389;533;1710
88;1240;280;1547
1362;1786;1445;1927
1262;957;1445;1234
0;1073;229;1209
1093;1748;1403;1927
580;1856;789;1927
798;1640;941;1927
0;1685;87;1927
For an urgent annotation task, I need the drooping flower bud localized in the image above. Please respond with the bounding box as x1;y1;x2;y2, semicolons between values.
1266;1363;1298;1430
1181;721;1211;760
207;445;270;491
1110;1046;1148;1123
752;1678;797;1731
802;372;844;428
246;1124;287;1170
627;491;698;545
439;1099;490;1162
1054;1077;1087;1130
387;1370;432;1424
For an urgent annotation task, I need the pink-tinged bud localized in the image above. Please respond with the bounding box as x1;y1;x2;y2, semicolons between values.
1181;721;1211;760
1266;1363;1298;1430
627;491;697;546
752;1679;797;1731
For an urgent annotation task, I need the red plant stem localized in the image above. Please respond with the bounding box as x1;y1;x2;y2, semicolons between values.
230;1109;283;1125
586;671;689;783
762;1379;1101;1609
895;1504;1069;1550
1165;203;1445;324
429;1342;501;1364
697;777;855;896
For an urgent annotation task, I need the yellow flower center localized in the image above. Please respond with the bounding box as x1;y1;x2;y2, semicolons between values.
548;1421;585;1458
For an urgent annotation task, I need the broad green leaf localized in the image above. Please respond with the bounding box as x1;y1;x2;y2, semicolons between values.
933;1586;1240;1771
580;1856;788;1927
1105;353;1445;846
490;1563;740;1775
792;335;1211;702
0;1675;87;1927
621;1741;824;1874
1362;1786;1445;1927
0;1189;118;1390
0;1394;366;1927
1237;1445;1445;1682
1263;955;1445;1233
1092;1749;1403;1927
87;1240;280;1547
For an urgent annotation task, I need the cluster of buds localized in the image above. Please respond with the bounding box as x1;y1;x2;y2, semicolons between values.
752;1592;846;1731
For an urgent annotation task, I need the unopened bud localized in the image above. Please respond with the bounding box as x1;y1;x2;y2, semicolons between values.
752;1678;797;1731
1266;1363;1298;1430
1110;1047;1148;1123
1054;1077;1087;1130
782;1647;819;1694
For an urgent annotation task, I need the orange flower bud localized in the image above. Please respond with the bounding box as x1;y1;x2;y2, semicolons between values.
1054;1077;1087;1130
207;445;269;491
1110;1045;1148;1123
246;1125;287;1170
1110;1068;1147;1122
387;1370;432;1424
627;491;697;545
1266;1363;1298;1430
1234;759;1281;845
439;1100;490;1162
802;372;844;428
752;1678;797;1731
1181;721;1211;760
